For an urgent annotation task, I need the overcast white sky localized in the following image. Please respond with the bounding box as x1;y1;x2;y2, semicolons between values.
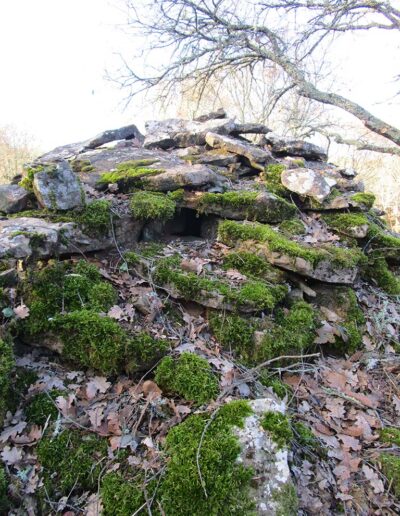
0;0;399;151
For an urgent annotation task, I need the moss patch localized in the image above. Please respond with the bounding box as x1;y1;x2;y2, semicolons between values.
351;192;376;209
37;429;107;496
154;256;287;311
257;301;318;363
334;288;365;354
364;256;400;295
125;332;169;374
279;218;306;236
261;411;293;449
98;160;163;187
261;164;289;198
0;467;8;513
209;312;256;363
222;251;286;283
160;400;254;515
323;212;369;236
130;191;176;220
380;427;400;447
218;220;364;269
19;164;56;191
366;223;400;261
154;352;219;405
272;482;298;516
101;472;154;516
380;453;400;497
25;389;64;426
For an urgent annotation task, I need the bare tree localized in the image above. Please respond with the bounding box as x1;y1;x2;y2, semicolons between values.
119;0;400;151
0;126;39;184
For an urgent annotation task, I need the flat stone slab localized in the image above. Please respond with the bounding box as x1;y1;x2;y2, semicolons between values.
144;164;228;192
0;185;30;214
264;133;327;161
0;216;142;259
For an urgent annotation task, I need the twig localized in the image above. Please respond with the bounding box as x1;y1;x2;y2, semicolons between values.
196;407;221;499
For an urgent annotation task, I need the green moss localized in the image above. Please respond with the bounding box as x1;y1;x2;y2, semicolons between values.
218;220;364;268
37;429;107;496
209;312;256;362
259;375;291;399
197;190;295;221
272;482;298;516
257;301;318;363
25;389;64;425
167;188;185;202
55;310;128;375
101;472;153;516
98;160;163;186
279;218;306;236
125;332;169;374
380;453;400;497
366;223;400;261
160;400;254;515
292;422;318;448
365;256;400;295
380;427;400;447
261;164;289;198
129;191;176;220
222;251;286;283
323;212;369;236
21;260;117;337
0;338;15;426
77;199;111;235
19;164;45;191
0;466;8;513
70;159;96;173
154;352;219;405
351;192;376;209
154;256;287;311
261;411;293;449
335;288;365;353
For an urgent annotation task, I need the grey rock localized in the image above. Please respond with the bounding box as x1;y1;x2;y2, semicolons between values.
82;124;144;150
231;122;271;135
144;164;228;192
0;185;30;213
194;108;227;122
264;133;327;161
33;161;85;210
193;150;238;167
144;117;236;149
205;132;276;171
234;398;293;515
281;167;338;202
339;167;357;178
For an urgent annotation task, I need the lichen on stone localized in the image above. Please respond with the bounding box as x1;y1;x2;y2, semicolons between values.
154;352;219;405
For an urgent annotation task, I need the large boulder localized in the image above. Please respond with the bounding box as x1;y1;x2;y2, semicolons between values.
263;133;327;161
281;167;338;202
205;132;276;170
81;124;144;150
33;161;85;210
144;117;236;149
0;185;30;214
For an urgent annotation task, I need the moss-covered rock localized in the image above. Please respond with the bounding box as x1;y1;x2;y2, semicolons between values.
25;389;64;426
160;400;255;515
154;352;219;405
153;256;287;312
97;160;163;189
365;256;400;296
366;223;400;262
101;472;154;516
124;332;169;373
323;212;370;238
261;411;293;449
37;429;107;497
350;192;376;209
129;191;176;220
279;218;306;236
209;312;256;363
218;220;365;283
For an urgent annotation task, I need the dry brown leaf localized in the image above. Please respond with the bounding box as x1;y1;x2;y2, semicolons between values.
107;305;124;320
362;464;384;494
86;377;111;399
0;421;27;443
143;380;162;399
14;303;30;319
1;445;23;465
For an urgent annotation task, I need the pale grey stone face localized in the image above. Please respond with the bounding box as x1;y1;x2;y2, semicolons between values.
281;168;339;202
0;185;29;214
